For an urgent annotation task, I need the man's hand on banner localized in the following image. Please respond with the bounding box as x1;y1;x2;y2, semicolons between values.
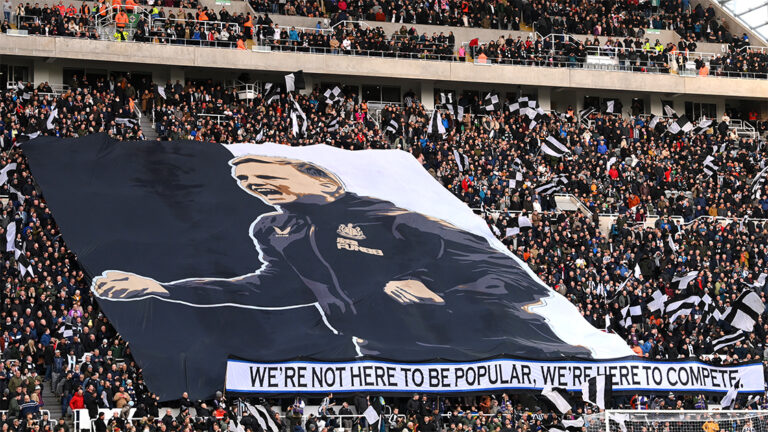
93;271;169;299
384;280;444;305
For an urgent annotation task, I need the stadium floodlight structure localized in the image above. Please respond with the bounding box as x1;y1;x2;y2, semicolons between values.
584;410;768;432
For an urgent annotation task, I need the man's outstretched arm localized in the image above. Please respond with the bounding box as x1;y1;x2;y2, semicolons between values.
91;266;313;307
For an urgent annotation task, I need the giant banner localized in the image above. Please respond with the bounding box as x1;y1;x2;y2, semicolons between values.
22;135;762;399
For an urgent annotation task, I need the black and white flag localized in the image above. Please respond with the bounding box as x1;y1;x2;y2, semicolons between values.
115;118;139;127
14;250;34;277
665;292;701;322
384;117;399;135
713;331;745;353
508;171;524;190
663;105;677;118
528;108;548;129
541;136;569;158
692;119;713;135
445;102;464;122
59;320;73;339
483;92;502;112
245;403;280;432
541;387;573;414
0;163;17;187
439;92;454;105
751;166;768;200
284;70;305;93
670;270;699;292
647;289;667;313
578;106;595;119
720;378;740;409
668;115;693;134
561;418;585;432
700;293;722;323
581;375;612;410
452;149;464;172
264;83;281;104
323;86;343;105
509;97;538;118
5;221;16;252
604;99;621;115
745;273;767;290
702;155;718;177
505;214;533;237
289;98;308;137
648;115;660;129
712;143;727;154
620;300;642;328
326;118;340;133
535;174;568;196
428;110;446;135
46;107;58;130
722;290;765;332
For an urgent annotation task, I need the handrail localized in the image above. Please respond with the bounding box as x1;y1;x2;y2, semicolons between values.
553;193;593;218
330;20;371;30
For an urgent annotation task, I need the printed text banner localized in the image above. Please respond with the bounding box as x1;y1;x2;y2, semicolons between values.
226;359;764;394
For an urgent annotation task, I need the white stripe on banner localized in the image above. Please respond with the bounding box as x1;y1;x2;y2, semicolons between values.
225;358;763;393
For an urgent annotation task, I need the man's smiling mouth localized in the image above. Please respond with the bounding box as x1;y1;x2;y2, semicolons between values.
250;185;282;196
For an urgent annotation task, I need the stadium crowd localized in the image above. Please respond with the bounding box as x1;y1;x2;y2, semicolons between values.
1;75;768;432
251;0;741;48
146;81;768;221
2;0;767;79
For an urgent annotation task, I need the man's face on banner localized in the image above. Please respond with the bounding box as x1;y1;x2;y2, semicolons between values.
234;161;339;205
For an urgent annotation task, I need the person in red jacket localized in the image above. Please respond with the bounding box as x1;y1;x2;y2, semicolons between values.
69;388;85;413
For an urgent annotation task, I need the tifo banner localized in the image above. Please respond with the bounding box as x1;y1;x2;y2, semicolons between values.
21;135;756;399
226;359;764;394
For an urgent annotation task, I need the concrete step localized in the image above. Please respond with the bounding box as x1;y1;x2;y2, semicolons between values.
139;114;158;140
41;381;67;425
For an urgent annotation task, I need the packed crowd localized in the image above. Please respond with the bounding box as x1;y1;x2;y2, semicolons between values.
259;23;456;60
147;80;768;221
248;0;739;46
1;75;768;431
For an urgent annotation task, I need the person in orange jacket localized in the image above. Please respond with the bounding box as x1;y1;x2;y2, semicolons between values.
115;9;128;30
65;4;76;16
243;14;252;37
236;38;246;50
111;0;122;16
98;0;108;17
124;0;136;12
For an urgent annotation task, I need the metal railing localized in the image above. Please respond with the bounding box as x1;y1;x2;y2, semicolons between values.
554;193;593;217
727;119;758;138
151;17;241;34
122;34;243;47
197;113;229;124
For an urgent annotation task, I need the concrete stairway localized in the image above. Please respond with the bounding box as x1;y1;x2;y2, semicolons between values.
139;114;158;140
41;382;65;422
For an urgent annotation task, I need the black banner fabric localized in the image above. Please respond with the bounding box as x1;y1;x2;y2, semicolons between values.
24;135;325;399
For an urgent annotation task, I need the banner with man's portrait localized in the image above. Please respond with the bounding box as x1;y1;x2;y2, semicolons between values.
22;135;762;400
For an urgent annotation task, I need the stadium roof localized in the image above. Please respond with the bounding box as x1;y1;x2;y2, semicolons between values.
714;0;768;45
